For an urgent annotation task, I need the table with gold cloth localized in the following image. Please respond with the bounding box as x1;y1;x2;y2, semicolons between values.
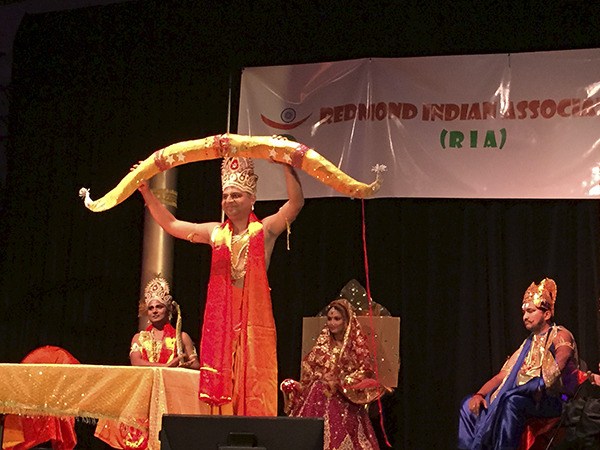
0;363;210;450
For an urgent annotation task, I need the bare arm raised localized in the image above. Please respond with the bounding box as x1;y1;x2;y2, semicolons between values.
262;164;304;258
137;180;219;245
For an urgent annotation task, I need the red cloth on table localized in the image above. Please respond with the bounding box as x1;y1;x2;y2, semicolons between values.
2;346;79;450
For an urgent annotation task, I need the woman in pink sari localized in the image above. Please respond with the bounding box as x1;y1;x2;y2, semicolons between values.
281;299;385;450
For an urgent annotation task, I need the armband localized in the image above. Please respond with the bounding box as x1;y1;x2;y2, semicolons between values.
129;343;141;355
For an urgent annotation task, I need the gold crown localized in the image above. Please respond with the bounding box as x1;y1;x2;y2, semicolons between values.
522;278;557;315
221;157;258;195
144;275;172;307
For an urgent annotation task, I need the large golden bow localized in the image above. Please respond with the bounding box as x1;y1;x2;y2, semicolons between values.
79;134;383;212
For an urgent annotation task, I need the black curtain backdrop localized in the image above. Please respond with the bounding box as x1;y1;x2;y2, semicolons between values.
1;1;600;448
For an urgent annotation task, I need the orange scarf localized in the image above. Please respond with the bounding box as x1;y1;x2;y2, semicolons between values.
199;213;277;415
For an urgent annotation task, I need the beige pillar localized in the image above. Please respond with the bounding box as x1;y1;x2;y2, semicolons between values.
138;169;178;330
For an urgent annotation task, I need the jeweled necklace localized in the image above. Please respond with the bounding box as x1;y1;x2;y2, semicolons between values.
149;328;163;362
231;228;250;280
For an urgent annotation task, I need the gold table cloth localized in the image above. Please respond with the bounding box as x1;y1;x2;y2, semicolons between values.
0;363;209;450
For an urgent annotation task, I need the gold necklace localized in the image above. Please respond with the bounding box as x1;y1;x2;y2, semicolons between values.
149;329;163;362
231;228;248;244
231;229;250;280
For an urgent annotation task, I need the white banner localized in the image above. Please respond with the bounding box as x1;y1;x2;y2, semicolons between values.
238;49;600;200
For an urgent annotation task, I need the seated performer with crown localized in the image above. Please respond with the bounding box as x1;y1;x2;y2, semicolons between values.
95;276;199;449
130;275;199;369
458;278;580;449
281;298;386;450
137;157;304;416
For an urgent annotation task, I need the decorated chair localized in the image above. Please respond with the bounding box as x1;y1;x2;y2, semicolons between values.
519;369;589;450
1;346;79;450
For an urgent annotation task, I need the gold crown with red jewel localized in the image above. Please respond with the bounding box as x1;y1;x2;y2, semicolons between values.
221;157;258;195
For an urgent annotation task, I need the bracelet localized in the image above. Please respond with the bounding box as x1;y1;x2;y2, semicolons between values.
473;392;485;398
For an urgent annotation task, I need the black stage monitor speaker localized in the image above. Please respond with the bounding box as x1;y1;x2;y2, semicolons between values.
160;414;324;450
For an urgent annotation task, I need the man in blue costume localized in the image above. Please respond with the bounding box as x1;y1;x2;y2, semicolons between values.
458;278;579;449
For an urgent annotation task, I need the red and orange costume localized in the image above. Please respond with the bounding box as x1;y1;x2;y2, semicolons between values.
199;212;277;416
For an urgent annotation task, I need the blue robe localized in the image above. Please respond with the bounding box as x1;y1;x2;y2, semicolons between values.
458;332;569;449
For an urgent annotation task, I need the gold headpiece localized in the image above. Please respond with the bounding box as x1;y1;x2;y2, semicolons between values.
522;277;557;315
141;275;172;311
140;275;185;357
221;156;258;195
